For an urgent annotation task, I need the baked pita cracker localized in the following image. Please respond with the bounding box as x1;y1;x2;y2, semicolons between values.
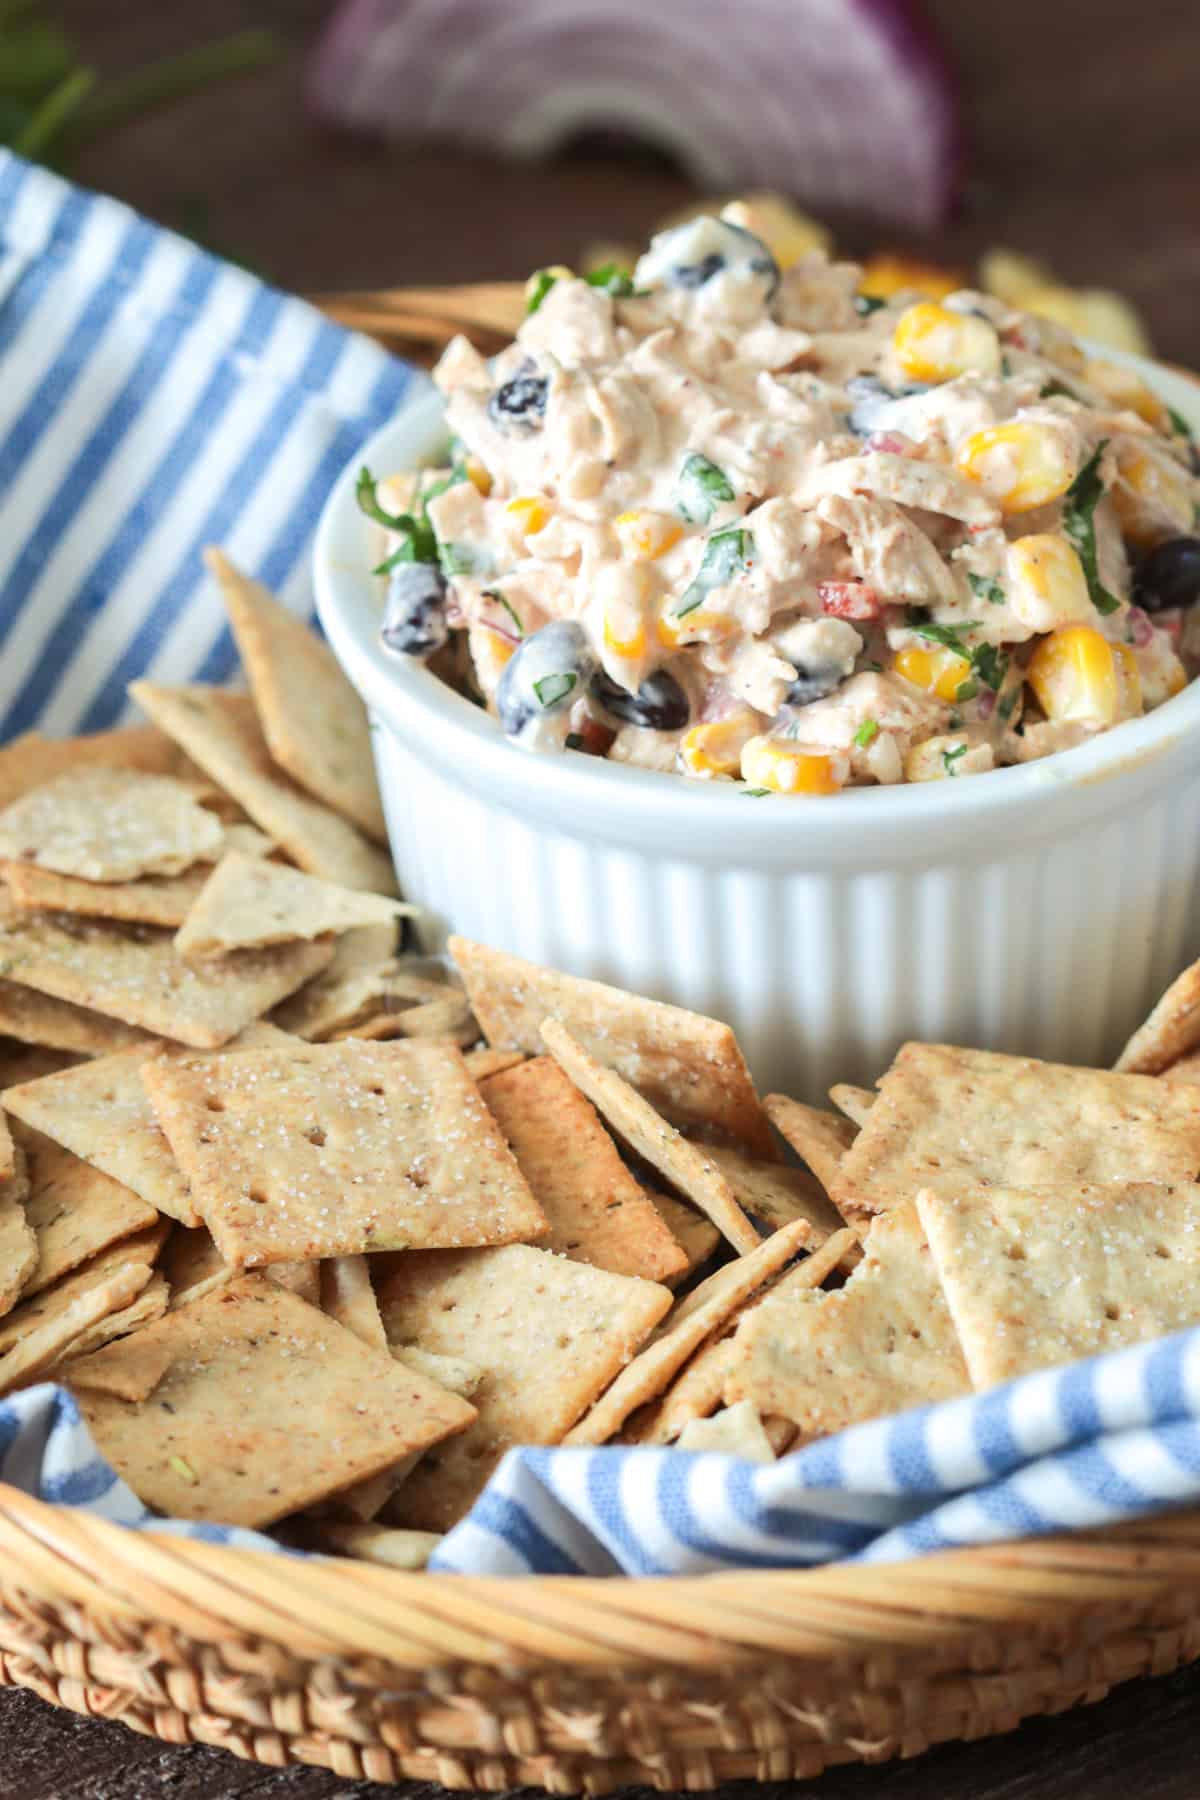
13;1123;159;1296
63;1301;174;1401
563;1217;822;1446
320;1255;388;1351
702;1143;845;1239
917;1180;1200;1388
727;1207;968;1433
130;683;397;895
0;1228;164;1360
208;549;387;843
144;1038;547;1266
480;1056;687;1283
3;824;274;929
0;1260;149;1397
643;1189;720;1285
541;1020;760;1256
272;930;438;1040
0;767;223;882
829;1084;876;1129
676;1399;777;1461
312;1522;442;1570
831;1043;1200;1229
0;977;152;1056
175;853;408;961
77;1274;477;1528
765;1095;857;1196
0;727;202;812
1115;959;1200;1075
0;903;333;1049
0;1145;36;1318
379;1243;672;1531
451;937;772;1154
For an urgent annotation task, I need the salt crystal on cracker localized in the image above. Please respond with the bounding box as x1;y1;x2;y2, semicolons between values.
12;1122;159;1296
0;767;223;882
175;852;409;960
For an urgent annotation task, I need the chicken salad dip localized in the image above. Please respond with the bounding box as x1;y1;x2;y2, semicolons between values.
362;213;1200;794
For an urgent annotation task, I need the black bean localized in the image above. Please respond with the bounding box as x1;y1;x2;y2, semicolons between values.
590;668;690;732
380;561;449;657
496;620;595;738
845;373;931;437
785;663;847;707
488;359;548;432
1132;536;1200;614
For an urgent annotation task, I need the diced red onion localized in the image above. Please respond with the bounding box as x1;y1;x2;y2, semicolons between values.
1126;605;1155;649
818;580;882;621
309;1;961;230
866;431;910;456
976;688;996;720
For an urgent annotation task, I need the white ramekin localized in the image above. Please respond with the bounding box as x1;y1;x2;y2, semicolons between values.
314;357;1200;1102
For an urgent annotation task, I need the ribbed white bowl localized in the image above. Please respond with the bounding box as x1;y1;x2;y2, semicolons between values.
314;361;1200;1101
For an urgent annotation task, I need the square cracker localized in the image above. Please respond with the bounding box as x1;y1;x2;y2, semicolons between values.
130;683;397;895
727;1204;969;1433
0;1228;164;1359
676;1400;777;1461
1163;1052;1200;1086
320;1254;388;1352
61;1287;174;1399
765;1095;857;1197
0;977;152;1056
207;549;388;844
830;1043;1200;1228
563;1217;826;1446
0;727;200;812
917;1180;1200;1389
377;1243;673;1531
0;1260;149;1398
58;1273;170;1365
643;1189;720;1284
175;852;407;960
272;929;437;1040
0;1147;36;1318
13;1123;159;1296
2;824;274;929
703;1143;845;1240
143;1038;547;1266
829;1084;876;1129
450;937;772;1154
76;1274;477;1528
0;903;333;1048
480;1056;687;1283
1115;959;1200;1075
541;1020;760;1255
0;767;223;882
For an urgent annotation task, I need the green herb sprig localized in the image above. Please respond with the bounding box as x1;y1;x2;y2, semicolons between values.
674;528;753;619
1062;442;1121;616
357;467;439;571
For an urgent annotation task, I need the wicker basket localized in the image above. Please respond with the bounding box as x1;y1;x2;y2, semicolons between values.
3;1482;1200;1791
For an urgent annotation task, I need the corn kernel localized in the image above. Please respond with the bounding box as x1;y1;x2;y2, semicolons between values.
603;608;647;659
465;456;492;496
1006;535;1093;632
658;604;737;650
721;195;832;269
894;643;975;703
614;510;684;561
506;495;550;535
1083;359;1169;431
1111;445;1195;547
859;254;962;301
1168;661;1189;697
1028;625;1142;726
892;302;1001;382
956;421;1077;515
679;715;760;779
740;736;841;795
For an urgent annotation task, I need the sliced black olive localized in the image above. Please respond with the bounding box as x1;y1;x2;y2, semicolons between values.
488;359;548;433
1132;536;1200;614
496;620;595;738
380;562;449;657
590;668;690;732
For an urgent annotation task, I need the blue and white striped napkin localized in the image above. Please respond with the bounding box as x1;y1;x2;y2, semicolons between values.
3;154;1200;1575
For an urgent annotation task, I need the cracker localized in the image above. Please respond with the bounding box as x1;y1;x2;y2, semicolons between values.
727;1208;968;1433
541;1020;761;1255
677;1399;777;1461
0;1043;80;1088
313;1522;442;1570
642;1189;720;1284
143;1038;547;1266
451;937;772;1153
77;1274;477;1528
175;853;408;961
1116;959;1200;1075
270;1261;321;1307
0;903;333;1048
480;1056;687;1282
563;1217;822;1446
320;1255;388;1351
13;1123;159;1296
361;991;477;1045
3;824;274;929
393;1345;484;1398
829;1083;876;1129
916;1180;1200;1388
272;930;437;1040
0;1146;36;1318
130;683;397;895
0;1260;149;1397
0;727;201;811
0;767;223;882
0;1107;11;1181
0;1229;163;1359
379;1243;672;1531
1163;1051;1200;1086
464;1048;526;1081
59;1274;169;1362
0;978;152;1056
702;1143;845;1239
633;1336;736;1444
208;549;388;844
830;1043;1200;1228
161;1225;226;1297
4;1022;295;1228
765;1095;857;1196
64;1310;174;1401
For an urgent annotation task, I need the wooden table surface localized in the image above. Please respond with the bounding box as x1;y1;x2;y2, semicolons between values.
8;1;1200;1793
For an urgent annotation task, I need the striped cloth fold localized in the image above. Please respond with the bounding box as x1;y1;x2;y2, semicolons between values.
2;156;1199;1576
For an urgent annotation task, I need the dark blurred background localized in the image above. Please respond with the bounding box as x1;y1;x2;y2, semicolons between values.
33;0;1200;364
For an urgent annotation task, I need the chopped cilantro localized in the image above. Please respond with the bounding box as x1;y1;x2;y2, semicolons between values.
484;590;523;637
1168;406;1193;440
909;616;982;656
585;262;635;297
968;572;1005;606
359;465;439;567
742;787;770;797
972;642;1008;691
1062;442;1121;615
675;528;753;618
910;613;1007;691
1000;353;1013;377
854;293;887;316
533;671;577;709
998;688;1020;722
955;675;980;702
941;744;969;777
675;452;736;525
853;718;880;748
525;269;559;314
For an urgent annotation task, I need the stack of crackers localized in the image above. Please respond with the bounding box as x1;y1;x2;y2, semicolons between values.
1;550;1199;1574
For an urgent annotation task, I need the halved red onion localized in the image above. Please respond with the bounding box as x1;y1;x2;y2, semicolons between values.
310;0;961;229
